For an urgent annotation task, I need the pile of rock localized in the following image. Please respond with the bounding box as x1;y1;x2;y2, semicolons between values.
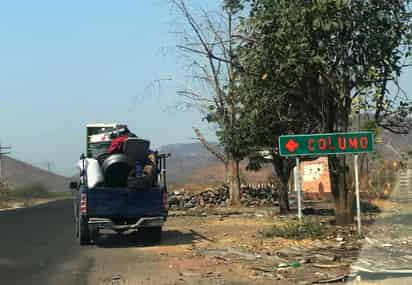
167;190;199;210
240;185;279;207
168;184;279;210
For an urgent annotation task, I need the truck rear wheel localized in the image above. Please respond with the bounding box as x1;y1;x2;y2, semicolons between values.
74;202;79;238
90;228;99;242
79;215;90;245
140;227;162;244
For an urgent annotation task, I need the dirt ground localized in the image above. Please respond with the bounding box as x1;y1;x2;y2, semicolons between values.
85;198;412;285
84;207;361;285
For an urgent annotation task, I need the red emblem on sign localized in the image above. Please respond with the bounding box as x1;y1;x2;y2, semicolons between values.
285;139;299;153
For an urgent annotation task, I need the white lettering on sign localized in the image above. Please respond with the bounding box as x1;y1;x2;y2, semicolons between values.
303;164;323;182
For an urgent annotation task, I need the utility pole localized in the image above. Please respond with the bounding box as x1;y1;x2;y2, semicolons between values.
46;161;52;172
0;143;12;184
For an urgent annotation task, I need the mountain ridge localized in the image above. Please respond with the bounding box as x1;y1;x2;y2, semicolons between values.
1;156;71;192
2;127;411;193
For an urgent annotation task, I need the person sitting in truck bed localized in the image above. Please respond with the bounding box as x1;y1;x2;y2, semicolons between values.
107;127;137;154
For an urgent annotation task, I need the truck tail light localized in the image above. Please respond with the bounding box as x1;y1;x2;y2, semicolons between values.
80;193;87;214
163;191;169;210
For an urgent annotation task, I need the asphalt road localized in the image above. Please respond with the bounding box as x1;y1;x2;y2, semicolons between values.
0;199;200;285
0;199;88;285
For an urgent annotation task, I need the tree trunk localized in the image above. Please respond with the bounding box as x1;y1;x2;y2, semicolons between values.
228;158;241;206
329;156;355;225
271;157;293;214
278;177;290;215
323;81;354;225
224;162;229;185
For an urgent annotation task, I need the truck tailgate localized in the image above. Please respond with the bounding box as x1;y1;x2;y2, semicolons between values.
86;187;165;218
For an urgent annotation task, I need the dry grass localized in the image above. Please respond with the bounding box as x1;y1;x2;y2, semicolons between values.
0;182;71;210
0;198;68;211
260;218;327;240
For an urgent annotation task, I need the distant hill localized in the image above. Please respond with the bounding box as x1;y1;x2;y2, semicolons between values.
376;129;412;160
351;114;412;160
4;128;407;193
159;143;273;189
159;143;222;186
1;156;71;192
160;128;412;189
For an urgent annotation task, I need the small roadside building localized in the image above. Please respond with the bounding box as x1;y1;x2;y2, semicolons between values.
299;157;331;200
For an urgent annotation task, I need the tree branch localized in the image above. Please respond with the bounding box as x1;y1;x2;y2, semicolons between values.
192;127;228;164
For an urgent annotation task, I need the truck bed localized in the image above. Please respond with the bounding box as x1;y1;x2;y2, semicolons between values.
84;186;167;220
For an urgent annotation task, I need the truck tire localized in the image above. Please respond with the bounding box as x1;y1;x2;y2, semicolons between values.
74;202;79;238
90;228;99;242
140;227;162;244
75;216;79;238
78;215;90;245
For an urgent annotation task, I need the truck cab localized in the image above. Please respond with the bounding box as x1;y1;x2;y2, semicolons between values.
71;123;169;245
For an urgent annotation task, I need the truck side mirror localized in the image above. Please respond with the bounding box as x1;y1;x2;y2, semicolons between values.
69;181;78;190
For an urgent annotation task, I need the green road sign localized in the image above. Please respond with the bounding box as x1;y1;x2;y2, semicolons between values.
279;132;374;157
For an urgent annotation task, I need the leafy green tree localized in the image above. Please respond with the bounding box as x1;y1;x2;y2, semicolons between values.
238;78;319;214
238;0;412;223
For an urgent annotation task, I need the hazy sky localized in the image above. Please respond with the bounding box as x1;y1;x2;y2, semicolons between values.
0;1;411;176
0;0;221;176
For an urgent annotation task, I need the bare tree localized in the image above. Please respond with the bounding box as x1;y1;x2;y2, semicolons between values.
192;127;229;183
172;0;246;205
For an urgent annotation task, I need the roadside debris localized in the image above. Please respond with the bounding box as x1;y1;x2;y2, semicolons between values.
313;274;354;284
163;187;412;284
109;274;124;285
276;261;302;268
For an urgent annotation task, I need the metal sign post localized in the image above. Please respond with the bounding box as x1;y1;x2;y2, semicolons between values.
295;157;302;222
354;154;362;236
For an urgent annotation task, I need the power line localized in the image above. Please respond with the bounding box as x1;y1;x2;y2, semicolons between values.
46;161;53;172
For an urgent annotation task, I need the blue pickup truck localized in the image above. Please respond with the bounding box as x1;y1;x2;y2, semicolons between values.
70;123;169;245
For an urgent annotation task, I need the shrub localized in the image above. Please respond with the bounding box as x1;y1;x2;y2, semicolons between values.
13;182;50;199
0;184;12;207
261;219;326;240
